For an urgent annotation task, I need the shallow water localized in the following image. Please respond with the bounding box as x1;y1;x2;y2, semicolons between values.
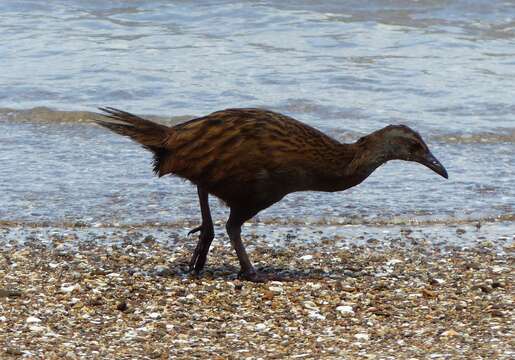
1;119;512;228
0;1;514;236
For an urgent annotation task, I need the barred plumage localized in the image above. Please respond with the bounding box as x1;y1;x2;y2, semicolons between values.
97;107;447;282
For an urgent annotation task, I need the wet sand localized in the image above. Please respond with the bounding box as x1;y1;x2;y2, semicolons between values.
0;224;513;359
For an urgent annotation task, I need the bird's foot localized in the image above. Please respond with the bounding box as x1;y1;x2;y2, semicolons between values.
188;249;203;274
238;270;292;283
187;224;214;273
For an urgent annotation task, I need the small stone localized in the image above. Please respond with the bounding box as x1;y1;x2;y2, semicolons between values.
65;351;78;360
28;324;45;332
299;255;313;260
340;285;356;292
480;240;494;248
455;302;467;311
336;305;354;315
149;312;161;319
422;288;436;298
60;284;79;293
255;323;267;331
262;291;275;300
143;235;156;243
303;301;318;311
491;281;504;288
354;333;369;341
69;297;81;305
26;316;42;324
5;347;23;356
233;280;243;290
308;311;326;320
429;278;445;286
307;282;322;290
473;284;493;293
55;243;73;255
491;265;505;274
155;265;173;277
386;259;402;266
117;301;128;312
465;262;481;270
490;310;504;317
268;286;283;294
90;269;108;276
0;288;22;298
89;297;103;306
343;270;358;277
441;329;459;337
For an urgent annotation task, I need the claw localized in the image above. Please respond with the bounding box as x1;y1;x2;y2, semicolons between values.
188;225;203;236
188;248;200;272
188;239;208;273
187;223;214;273
188;228;207;272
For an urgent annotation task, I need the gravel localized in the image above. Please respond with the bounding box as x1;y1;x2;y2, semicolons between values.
0;225;513;359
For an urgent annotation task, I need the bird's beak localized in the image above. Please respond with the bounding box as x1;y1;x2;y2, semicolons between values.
420;151;448;179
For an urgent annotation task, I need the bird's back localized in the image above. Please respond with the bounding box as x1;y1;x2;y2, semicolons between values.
158;108;351;205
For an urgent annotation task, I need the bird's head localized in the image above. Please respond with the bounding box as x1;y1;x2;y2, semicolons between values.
371;124;448;179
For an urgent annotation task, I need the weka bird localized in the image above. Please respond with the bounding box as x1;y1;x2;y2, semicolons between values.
97;107;448;282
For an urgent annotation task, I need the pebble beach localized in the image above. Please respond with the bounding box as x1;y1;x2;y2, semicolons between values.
1;0;514;358
1;223;513;359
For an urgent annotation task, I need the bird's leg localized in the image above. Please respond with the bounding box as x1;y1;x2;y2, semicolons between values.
226;209;293;283
226;210;271;283
188;187;214;273
226;222;262;282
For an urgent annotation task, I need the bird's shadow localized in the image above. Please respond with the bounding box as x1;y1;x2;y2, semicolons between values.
155;260;357;282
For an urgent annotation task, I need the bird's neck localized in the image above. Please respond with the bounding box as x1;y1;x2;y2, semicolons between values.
343;136;393;186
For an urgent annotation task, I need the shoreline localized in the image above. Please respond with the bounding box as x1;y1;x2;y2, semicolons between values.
1;225;513;358
1;212;514;228
2;107;515;146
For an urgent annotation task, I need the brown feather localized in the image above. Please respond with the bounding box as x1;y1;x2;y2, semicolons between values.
97;107;172;175
97;108;357;209
97;107;447;280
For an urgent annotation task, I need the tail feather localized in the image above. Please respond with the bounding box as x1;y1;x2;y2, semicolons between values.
98;107;165;128
97;107;171;176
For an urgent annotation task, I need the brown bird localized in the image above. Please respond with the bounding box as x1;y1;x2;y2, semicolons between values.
97;107;448;282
